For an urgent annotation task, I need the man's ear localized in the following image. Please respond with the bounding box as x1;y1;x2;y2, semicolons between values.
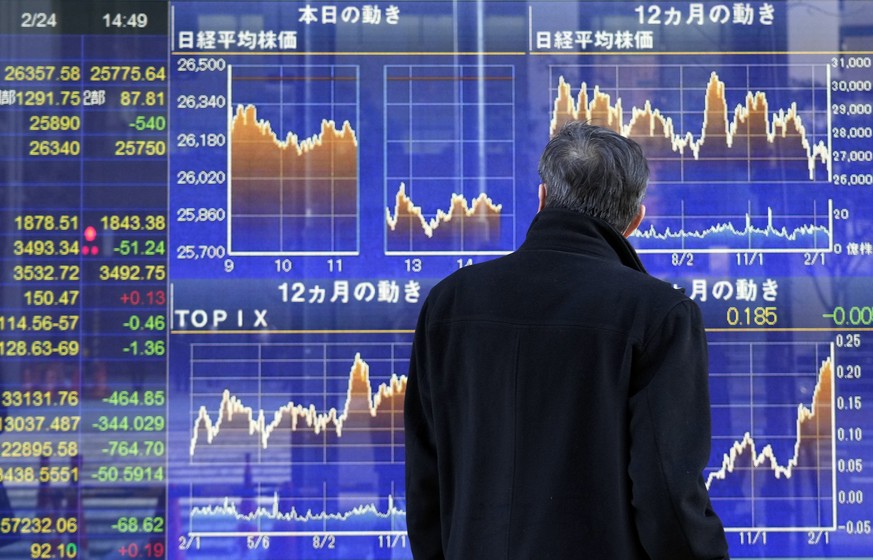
538;183;547;213
623;204;646;238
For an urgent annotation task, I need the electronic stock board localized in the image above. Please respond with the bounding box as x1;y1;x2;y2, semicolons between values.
1;1;872;558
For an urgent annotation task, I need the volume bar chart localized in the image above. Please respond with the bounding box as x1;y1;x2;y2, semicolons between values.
228;65;359;255
630;199;833;254
189;492;406;536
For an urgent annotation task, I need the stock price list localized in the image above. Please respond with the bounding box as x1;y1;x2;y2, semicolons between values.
0;2;168;558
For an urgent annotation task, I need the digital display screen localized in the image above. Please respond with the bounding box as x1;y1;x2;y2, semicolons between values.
1;1;871;558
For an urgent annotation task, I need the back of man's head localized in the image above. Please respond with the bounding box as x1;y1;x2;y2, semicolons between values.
538;121;649;233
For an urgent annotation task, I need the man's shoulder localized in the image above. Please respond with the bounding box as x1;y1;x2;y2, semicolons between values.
426;251;520;295
628;265;691;304
421;252;530;313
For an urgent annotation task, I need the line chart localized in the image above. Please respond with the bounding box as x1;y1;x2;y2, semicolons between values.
179;340;411;544
705;339;836;531
384;64;517;254
180;335;839;536
549;64;832;184
227;64;360;256
385;182;503;248
188;342;408;465
190;353;406;458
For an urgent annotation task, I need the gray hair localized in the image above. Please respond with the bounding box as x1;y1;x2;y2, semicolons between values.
538;121;648;233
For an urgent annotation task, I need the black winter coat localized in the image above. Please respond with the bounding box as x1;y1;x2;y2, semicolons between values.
404;208;730;559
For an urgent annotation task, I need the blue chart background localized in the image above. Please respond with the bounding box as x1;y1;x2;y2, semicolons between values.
704;338;835;530
169;1;873;558
170;337;411;558
383;64;517;254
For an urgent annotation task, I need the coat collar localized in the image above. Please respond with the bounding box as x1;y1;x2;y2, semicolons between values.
518;208;648;274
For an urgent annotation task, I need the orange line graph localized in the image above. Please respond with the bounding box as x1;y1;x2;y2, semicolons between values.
550;73;830;180
190;354;406;455
385;182;502;238
229;102;359;253
232;104;358;158
706;356;833;488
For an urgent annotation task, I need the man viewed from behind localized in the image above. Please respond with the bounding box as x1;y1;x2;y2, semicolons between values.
404;122;730;559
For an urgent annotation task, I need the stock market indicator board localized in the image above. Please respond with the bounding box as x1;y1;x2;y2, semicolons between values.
1;1;872;558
